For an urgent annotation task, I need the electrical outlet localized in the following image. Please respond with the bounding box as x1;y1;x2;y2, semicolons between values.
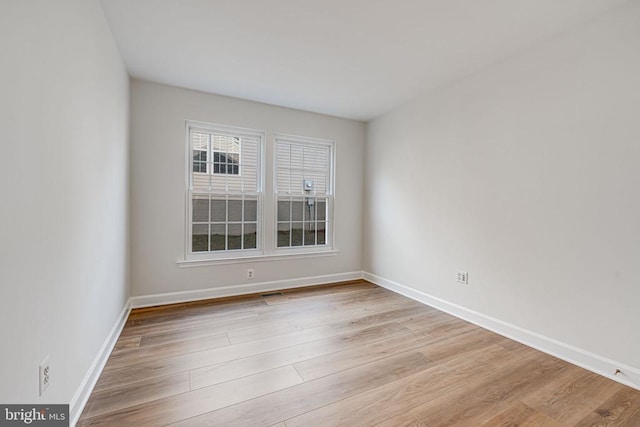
456;271;469;285
39;356;50;396
247;268;255;280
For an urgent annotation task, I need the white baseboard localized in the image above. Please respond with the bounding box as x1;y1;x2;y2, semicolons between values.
363;271;640;391
129;271;363;309
69;300;131;427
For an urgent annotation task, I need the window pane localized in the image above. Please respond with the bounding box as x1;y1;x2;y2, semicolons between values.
192;196;209;222
193;172;210;191
291;222;303;246
277;223;290;247
243;166;258;192
210;224;226;251
276;144;291;193
291;200;304;221
244;198;257;221
304;222;316;246
192;224;209;252
228;199;242;222
304;198;315;222
244;223;257;249
228;224;242;250
193;149;206;173
193;133;208;151
317;199;327;221
211;150;240;175
193;162;206;173
211;199;226;222
290;169;304;195
278;200;291;221
318;223;326;245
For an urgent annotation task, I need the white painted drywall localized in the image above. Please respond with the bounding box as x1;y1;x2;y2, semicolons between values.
364;1;640;369
129;80;364;297
0;0;130;404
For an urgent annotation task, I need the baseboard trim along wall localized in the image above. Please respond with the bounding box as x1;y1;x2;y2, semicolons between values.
363;271;640;391
69;301;132;427
129;271;363;309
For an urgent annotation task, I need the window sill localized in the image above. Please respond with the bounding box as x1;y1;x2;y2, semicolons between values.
177;249;339;268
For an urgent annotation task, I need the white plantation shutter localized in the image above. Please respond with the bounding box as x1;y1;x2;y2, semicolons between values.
275;135;334;248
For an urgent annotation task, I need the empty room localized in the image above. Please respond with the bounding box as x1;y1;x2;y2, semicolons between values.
2;0;640;426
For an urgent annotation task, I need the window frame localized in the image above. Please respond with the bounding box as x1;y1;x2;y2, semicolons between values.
185;120;265;261
272;133;336;255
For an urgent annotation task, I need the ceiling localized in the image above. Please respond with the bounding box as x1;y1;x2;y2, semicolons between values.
100;0;627;121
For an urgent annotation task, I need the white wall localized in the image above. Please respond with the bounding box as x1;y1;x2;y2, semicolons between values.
130;80;364;297
365;0;640;375
0;0;130;408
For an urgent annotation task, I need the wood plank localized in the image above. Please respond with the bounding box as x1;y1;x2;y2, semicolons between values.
261;280;377;305
99;309;414;391
102;306;412;390
522;368;622;425
139;325;230;348
94;324;337;391
226;293;416;344
103;333;231;371
328;304;428;332
190;322;413;390
80;373;190;419
121;308;260;338
576;386;640;426
479;401;561;427
293;323;484;382
123;286;392;341
171;351;433;426
112;336;141;352
77;366;303;426
287;344;514;427
127;296;266;323
417;327;501;363
373;347;568;426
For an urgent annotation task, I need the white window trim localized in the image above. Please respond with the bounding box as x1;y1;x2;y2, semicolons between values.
180;124;337;266
184;121;265;262
273;133;336;255
177;249;340;268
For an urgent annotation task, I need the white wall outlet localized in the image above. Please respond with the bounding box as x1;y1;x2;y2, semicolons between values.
457;271;469;285
39;355;50;396
246;268;255;280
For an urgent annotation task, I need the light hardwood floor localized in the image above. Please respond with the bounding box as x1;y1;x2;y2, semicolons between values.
78;280;640;426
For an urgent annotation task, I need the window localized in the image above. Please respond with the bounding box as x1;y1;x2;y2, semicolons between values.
187;122;262;258
275;135;334;249
192;133;240;175
184;123;335;264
